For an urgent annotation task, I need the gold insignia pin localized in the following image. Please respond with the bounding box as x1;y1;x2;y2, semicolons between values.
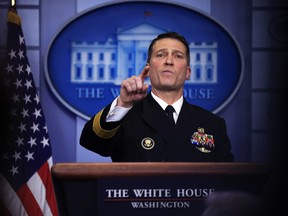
141;137;155;150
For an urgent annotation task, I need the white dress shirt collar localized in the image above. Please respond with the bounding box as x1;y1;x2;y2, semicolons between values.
151;92;183;122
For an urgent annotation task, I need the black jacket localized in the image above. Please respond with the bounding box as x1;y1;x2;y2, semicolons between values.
80;93;234;162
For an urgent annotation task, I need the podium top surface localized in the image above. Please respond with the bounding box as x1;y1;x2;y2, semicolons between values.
51;162;270;180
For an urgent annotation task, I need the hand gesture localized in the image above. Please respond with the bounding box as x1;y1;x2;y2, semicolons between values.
117;65;150;108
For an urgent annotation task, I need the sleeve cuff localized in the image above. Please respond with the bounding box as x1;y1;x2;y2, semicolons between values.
92;109;120;139
106;97;132;122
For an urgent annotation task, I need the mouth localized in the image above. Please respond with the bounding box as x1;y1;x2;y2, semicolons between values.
162;69;174;74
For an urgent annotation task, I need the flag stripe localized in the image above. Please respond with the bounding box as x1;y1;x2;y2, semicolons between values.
27;171;52;216
48;157;53;169
38;159;59;216
0;173;28;216
1;165;57;216
17;183;43;216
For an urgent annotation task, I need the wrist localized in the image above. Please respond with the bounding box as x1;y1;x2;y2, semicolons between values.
116;97;133;108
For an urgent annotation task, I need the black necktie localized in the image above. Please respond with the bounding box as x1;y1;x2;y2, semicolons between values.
165;105;175;126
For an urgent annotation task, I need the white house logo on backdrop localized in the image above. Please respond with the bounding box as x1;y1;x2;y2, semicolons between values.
71;23;217;85
45;2;243;120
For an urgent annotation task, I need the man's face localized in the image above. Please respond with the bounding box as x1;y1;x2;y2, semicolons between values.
147;38;191;92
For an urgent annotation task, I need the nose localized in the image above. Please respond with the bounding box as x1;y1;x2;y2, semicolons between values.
164;54;173;65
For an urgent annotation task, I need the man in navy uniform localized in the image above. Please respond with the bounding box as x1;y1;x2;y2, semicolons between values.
80;32;234;162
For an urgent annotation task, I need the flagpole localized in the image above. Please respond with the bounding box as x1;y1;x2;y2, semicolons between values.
11;0;16;6
7;2;21;26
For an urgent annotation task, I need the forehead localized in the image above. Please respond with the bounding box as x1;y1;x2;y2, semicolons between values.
153;38;186;52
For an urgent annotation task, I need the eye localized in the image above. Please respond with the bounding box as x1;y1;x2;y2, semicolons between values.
156;52;166;58
175;54;184;59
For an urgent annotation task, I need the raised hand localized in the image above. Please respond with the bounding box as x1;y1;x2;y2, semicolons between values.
117;65;150;108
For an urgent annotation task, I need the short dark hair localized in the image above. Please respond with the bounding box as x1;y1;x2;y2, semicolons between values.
147;32;190;65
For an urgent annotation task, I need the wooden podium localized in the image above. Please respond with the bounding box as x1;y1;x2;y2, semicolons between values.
51;163;270;216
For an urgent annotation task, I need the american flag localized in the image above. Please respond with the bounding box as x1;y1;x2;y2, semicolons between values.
0;6;59;216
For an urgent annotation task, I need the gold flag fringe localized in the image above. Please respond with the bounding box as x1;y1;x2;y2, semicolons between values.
7;9;21;25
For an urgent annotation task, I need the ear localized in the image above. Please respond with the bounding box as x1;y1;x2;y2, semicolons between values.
185;66;191;80
146;63;150;77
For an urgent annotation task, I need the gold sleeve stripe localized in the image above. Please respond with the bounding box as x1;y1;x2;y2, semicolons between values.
92;109;120;139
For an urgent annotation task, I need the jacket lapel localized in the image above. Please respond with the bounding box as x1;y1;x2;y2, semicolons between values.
140;93;173;143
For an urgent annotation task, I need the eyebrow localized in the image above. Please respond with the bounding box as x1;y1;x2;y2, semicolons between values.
155;48;185;55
